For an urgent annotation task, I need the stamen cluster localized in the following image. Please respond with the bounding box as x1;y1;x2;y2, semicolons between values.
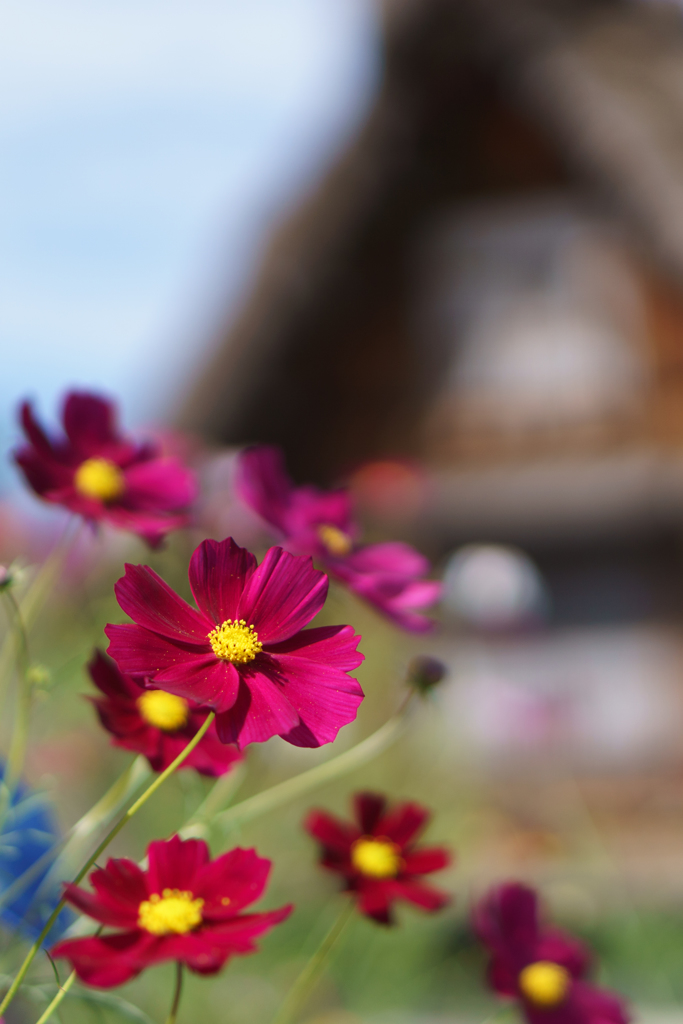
207;619;263;663
138;889;204;936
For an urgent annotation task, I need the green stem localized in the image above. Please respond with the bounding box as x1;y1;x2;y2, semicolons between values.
272;900;354;1024
210;706;410;840
0;590;34;830
165;962;183;1024
179;761;247;839
0;713;215;1019
3;589;30;677
0;520;77;713
32;968;76;1024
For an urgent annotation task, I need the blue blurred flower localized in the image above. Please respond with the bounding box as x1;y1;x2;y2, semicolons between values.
0;768;72;943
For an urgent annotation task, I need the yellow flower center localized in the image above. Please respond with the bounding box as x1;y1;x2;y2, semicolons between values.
207;619;263;663
518;961;571;1007
317;524;353;557
137;690;189;732
138;889;204;936
350;837;403;878
73;457;125;502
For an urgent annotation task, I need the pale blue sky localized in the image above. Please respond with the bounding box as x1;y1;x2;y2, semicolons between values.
0;0;379;485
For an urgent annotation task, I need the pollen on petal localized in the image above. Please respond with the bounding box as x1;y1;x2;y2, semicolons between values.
138;889;204;935
518;961;571;1007
74;457;125;502
137;690;189;732
317;524;353;557
350;837;403;878
207;619;263;663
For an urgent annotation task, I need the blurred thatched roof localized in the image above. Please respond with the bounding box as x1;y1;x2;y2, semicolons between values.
179;0;683;484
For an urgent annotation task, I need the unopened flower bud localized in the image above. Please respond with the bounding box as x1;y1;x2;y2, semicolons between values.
407;655;447;694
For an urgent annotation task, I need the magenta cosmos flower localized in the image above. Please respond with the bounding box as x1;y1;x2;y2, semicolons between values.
236;446;442;633
105;537;364;750
88;650;243;776
305;792;451;924
473;883;630;1024
51;835;291;987
15;391;197;547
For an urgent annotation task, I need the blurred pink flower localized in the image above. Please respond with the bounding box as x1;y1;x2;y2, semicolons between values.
15;392;197;547
236;446;441;632
474;882;630;1024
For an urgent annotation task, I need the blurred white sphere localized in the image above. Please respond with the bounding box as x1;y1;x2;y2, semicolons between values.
443;544;547;627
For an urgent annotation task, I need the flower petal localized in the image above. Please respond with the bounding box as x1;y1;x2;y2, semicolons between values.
88;649;140;701
51;932;154;988
19;401;59;459
214;670;299;747
354;793;386;835
344;542;430;578
61;881;138;928
124;457;197;511
153;657;240;714
488;956;518;997
402;846;451;876
189;538;257;624
62;392;119;454
569;981;630;1024
195;848;271;918
103;507;190;548
266;623;364;672
357;880;394;925
150;906;293;973
199;906;293;953
236;445;293;532
114;563;212;643
305;810;359;855
146;835;209;894
472;882;539;965
376;801;429;847
91;859;149;918
105;623;211;677
537;928;591;979
155;721;242;777
267;625;364;747
391;878;451;913
236;547;328;643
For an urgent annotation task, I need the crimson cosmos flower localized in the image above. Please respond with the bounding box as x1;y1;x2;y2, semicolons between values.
305;792;451;924
236;446;442;633
473;883;630;1024
51;835;291;987
105;536;364;750
15;391;197;547
88;650;243;776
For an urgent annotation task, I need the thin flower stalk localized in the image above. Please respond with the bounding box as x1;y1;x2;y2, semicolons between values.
272;899;355;1024
0;713;215;1019
32;968;76;1024
182;698;412;842
1;588;33;816
0;520;78;707
165;962;184;1024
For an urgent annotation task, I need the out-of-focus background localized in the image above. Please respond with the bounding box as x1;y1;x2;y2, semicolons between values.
9;0;683;1021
